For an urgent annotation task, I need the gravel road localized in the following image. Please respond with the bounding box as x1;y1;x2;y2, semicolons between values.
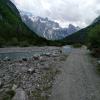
49;48;100;100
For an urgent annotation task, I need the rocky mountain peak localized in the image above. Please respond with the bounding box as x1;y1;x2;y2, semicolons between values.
20;12;80;40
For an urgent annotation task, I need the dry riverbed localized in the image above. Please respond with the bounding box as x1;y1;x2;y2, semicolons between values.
0;47;67;100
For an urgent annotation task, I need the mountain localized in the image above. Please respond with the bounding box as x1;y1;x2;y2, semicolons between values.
92;16;100;24
67;24;80;34
21;12;80;40
63;15;100;55
0;0;48;47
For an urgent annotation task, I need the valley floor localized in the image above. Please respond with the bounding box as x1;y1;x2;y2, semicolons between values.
0;47;100;100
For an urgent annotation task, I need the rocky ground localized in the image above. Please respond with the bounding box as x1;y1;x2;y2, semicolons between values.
0;47;67;100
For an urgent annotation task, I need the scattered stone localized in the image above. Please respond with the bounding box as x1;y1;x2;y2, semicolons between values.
39;56;43;60
45;53;51;57
3;56;10;61
39;56;46;62
33;55;39;60
12;88;28;100
97;60;100;64
22;58;28;61
12;84;17;91
27;68;35;74
59;50;62;53
19;60;23;63
42;66;50;71
52;53;58;57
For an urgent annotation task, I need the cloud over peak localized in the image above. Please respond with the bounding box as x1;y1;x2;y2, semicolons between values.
11;0;100;28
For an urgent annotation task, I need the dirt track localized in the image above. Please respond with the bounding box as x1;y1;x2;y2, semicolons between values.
49;48;100;100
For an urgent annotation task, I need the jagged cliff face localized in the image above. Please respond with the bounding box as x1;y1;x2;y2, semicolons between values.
21;12;80;40
67;24;80;34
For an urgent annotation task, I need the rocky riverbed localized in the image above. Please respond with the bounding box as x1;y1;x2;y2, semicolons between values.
0;47;67;100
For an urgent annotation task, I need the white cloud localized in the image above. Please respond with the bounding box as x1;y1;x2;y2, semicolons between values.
11;0;100;28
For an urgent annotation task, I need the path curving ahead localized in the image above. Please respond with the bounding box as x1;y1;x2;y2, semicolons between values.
49;48;100;100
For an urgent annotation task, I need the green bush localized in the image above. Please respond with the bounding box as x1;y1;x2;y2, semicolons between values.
2;90;15;100
0;37;6;47
19;41;30;47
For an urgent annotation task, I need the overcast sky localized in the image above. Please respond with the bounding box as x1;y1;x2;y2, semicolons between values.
11;0;100;28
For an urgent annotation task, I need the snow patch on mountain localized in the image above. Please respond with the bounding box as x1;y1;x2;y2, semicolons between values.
20;11;80;40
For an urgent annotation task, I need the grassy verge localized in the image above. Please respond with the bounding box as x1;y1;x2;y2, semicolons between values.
1;90;15;100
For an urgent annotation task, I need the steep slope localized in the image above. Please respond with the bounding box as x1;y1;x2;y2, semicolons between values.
62;16;100;45
0;0;48;47
62;26;88;44
92;16;100;24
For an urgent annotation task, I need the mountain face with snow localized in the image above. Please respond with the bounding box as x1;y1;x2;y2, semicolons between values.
67;24;80;34
92;16;100;24
20;12;80;40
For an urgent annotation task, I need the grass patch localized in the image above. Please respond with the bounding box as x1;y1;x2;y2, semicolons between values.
2;90;15;100
72;43;82;48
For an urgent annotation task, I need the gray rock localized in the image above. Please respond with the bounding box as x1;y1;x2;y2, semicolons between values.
27;68;35;74
97;60;100;64
52;53;58;57
3;56;10;61
33;55;39;60
39;56;46;62
45;53;51;57
22;58;28;61
12;84;17;90
12;88;28;100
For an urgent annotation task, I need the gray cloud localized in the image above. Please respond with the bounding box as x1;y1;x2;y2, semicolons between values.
11;0;100;28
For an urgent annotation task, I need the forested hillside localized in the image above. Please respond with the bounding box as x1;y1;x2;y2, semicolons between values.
0;0;48;47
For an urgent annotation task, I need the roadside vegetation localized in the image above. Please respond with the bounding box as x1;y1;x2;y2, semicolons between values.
87;23;100;57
